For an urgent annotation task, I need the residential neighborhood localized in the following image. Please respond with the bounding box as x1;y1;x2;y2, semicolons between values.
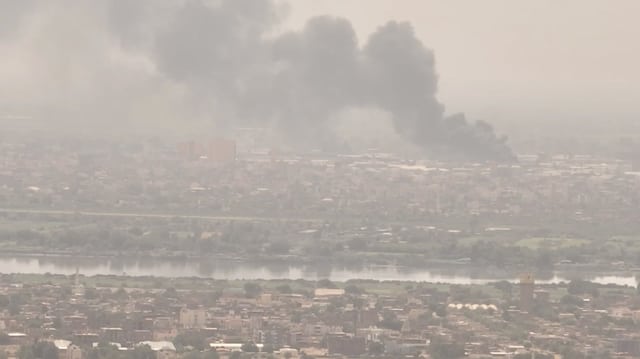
1;272;640;358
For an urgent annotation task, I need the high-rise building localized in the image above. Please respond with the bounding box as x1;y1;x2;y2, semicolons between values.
519;273;535;312
177;138;237;163
206;138;236;163
177;140;198;159
179;307;207;329
73;267;85;297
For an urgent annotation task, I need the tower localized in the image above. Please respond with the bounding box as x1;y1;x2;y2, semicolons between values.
73;267;85;297
519;273;534;312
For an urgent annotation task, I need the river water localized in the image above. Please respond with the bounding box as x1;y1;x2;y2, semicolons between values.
0;255;637;287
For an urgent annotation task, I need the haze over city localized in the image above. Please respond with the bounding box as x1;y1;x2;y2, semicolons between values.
2;0;639;153
1;1;640;359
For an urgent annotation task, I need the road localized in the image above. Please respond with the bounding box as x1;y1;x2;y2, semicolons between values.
0;207;324;223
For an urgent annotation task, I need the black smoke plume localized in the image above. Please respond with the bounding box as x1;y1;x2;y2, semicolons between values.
2;0;513;161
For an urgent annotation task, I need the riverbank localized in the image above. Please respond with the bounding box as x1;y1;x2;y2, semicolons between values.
1;248;633;273
2;271;636;299
0;253;638;287
2;270;637;318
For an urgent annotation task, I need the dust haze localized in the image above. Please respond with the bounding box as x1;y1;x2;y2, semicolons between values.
0;0;512;160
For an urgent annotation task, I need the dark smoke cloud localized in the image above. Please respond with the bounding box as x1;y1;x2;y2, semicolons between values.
0;0;513;160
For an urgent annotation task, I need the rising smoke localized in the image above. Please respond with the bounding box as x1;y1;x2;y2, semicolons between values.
0;0;513;161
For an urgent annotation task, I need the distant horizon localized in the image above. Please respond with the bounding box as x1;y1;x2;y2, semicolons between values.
288;0;640;126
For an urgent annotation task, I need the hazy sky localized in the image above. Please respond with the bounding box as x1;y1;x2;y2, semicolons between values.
289;0;640;126
1;0;638;145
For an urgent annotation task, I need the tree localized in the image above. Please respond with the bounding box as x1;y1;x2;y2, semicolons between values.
429;303;447;318
174;332;207;351
368;342;385;356
36;342;59;359
129;345;155;359
317;279;336;289
502;310;512;322
0;333;9;345
567;280;590;295
87;342;120;359
243;283;262;299
182;352;201;359
276;284;292;294
560;294;584;308
378;311;403;331
535;250;554;268
201;351;219;359
8;302;20;316
492;281;513;296
514;354;553;359
85;287;99;300
344;284;363;295
266;241;290;254
429;340;465;359
241;342;259;353
163;287;179;298
17;346;34;359
348;238;368;251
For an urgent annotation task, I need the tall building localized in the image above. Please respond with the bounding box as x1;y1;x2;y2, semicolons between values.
177;140;198;160
177;138;236;163
205;138;236;163
179;307;207;329
73;267;85;297
519;273;535;312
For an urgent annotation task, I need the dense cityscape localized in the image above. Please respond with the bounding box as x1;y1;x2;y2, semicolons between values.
1;136;640;358
2;0;640;358
1;267;640;358
1;137;640;269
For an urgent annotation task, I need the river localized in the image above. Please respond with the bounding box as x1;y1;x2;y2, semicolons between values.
0;255;637;287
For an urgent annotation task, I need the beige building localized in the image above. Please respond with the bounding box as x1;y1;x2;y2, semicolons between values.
53;340;83;359
67;344;83;359
179;307;207;329
313;288;345;298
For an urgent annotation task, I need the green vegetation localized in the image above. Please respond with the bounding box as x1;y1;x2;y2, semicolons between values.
4;209;640;270
514;237;590;250
17;342;58;359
